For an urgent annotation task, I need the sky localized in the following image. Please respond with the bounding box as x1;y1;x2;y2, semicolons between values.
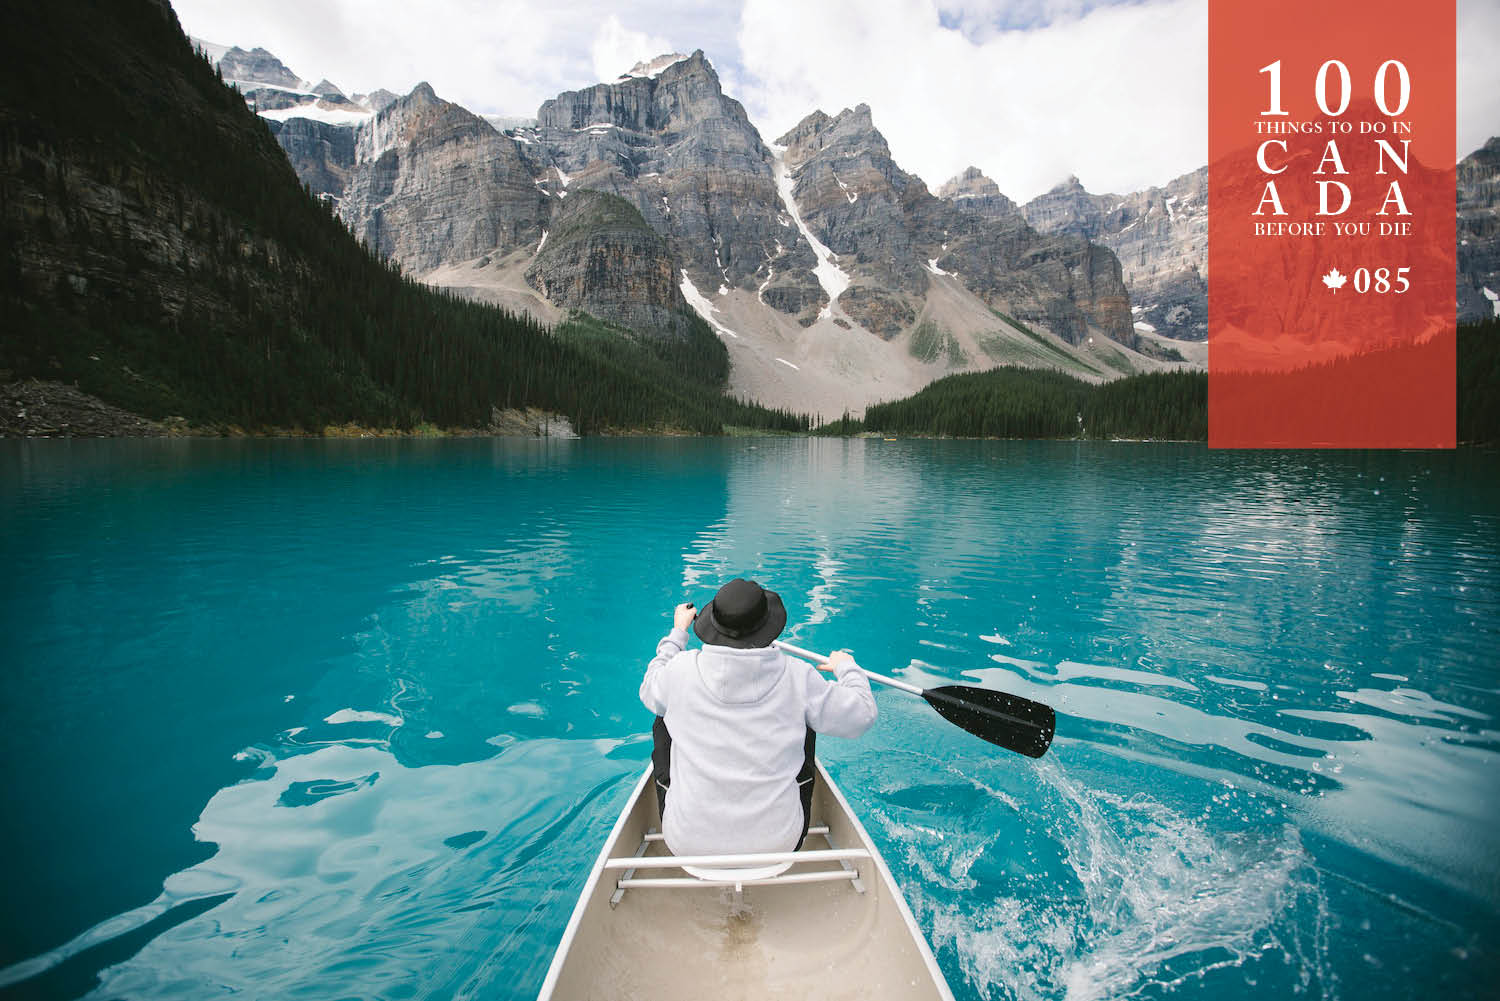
171;0;1500;204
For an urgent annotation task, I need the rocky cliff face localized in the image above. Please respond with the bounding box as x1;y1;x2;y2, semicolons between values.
266;117;355;200
1459;137;1500;321
525;190;692;338
523;50;822;316
341;83;548;273
782;106;1135;347
1016;170;1207;341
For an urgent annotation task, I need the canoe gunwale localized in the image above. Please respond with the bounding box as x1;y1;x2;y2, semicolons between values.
535;766;652;1000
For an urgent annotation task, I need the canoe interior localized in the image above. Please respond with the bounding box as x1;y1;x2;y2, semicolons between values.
538;760;952;1001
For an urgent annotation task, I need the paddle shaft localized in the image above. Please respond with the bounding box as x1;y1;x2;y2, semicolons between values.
771;640;923;695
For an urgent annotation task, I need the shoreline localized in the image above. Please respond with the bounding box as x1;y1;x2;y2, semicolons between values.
8;380;1490;447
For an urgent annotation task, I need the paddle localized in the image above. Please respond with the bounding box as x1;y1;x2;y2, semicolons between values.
772;640;1056;758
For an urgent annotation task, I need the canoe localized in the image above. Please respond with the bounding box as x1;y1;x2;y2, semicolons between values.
536;759;956;1001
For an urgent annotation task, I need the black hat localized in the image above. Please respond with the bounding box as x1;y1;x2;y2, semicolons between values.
693;578;787;649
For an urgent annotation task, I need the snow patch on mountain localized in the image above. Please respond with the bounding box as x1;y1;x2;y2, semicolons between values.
620;53;689;79
833;172;858;203
233;79;318;98
259;104;371;127
771;144;849;319
680;271;739;339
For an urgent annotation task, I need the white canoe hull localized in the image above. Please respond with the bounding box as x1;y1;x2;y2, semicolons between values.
537;759;955;1001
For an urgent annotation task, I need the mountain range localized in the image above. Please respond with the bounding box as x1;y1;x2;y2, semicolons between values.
201;42;1212;418
201;38;1500;419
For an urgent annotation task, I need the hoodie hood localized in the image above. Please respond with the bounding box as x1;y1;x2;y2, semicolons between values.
695;644;788;705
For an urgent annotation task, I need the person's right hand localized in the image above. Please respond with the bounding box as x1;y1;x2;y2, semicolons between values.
673;602;696;631
819;650;855;673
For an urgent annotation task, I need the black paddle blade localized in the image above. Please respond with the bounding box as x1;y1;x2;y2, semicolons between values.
922;685;1056;758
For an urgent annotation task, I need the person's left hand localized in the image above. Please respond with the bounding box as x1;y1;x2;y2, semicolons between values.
673;602;696;630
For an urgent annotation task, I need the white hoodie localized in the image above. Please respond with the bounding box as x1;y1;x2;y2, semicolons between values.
639;627;877;857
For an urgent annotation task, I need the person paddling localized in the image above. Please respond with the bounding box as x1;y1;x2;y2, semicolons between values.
639;578;878;857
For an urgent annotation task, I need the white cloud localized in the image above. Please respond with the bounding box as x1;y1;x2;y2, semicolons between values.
172;0;595;116
735;0;1208;202
589;14;675;82
171;0;1500;201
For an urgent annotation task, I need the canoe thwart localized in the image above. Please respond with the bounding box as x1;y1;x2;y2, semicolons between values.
617;869;863;890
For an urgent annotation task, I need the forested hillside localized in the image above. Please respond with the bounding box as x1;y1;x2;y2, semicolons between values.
0;0;803;434
836;368;1207;440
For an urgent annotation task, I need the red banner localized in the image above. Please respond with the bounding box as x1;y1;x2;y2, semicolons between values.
1208;0;1456;448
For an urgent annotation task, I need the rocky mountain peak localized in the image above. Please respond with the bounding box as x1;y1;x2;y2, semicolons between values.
217;45;306;90
776;110;832;149
311;79;345;99
779;103;890;170
938;166;998;197
940;166;990;190
536;48;736;136
404;81;440;107
937;166;1017;220
357;82;455;159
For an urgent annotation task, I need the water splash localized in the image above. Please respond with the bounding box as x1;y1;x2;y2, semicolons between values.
873;759;1333;1001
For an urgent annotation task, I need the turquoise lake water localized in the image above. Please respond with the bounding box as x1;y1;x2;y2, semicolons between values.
1;437;1496;1000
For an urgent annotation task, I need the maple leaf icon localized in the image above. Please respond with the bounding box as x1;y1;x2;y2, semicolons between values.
1321;267;1348;292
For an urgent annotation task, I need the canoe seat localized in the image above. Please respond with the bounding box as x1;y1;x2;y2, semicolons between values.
681;860;793;882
